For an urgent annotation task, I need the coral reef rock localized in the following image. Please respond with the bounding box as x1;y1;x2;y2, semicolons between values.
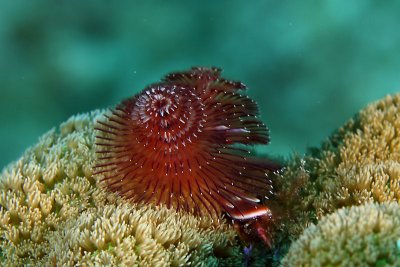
274;94;400;239
0;111;244;266
282;202;400;267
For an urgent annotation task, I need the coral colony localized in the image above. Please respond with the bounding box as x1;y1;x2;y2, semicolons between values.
94;67;280;226
1;68;400;265
0;111;245;266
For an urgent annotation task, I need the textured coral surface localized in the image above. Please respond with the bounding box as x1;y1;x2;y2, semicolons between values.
311;94;400;212
282;202;400;266
264;93;400;266
3;92;400;266
0;111;245;266
274;94;400;240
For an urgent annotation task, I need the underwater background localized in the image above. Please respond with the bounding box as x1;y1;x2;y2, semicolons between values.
1;1;400;168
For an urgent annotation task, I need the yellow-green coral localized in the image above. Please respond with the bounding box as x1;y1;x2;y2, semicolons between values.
312;94;400;213
274;94;400;239
282;202;400;267
0;111;245;266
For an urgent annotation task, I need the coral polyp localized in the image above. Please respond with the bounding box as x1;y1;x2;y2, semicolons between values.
94;67;279;220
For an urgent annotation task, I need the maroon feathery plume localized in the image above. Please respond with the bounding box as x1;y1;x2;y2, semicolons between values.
94;67;280;221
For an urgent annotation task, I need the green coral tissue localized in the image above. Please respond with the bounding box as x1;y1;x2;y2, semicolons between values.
0;111;243;266
273;93;400;265
275;93;400;234
282;202;400;266
2;93;400;266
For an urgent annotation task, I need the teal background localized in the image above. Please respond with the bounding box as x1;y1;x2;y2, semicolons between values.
1;1;400;168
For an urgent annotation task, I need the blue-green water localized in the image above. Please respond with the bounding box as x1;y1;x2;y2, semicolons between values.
1;1;400;168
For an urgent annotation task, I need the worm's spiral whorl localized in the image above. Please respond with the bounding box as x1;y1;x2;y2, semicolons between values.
134;85;205;146
95;67;279;221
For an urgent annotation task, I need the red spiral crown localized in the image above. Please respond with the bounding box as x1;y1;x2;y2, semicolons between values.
94;67;279;220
